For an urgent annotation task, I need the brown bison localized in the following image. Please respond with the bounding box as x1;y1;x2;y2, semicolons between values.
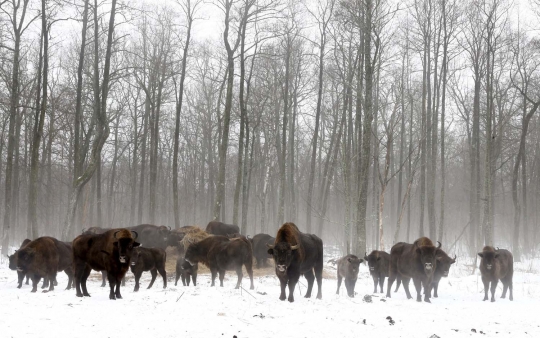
334;254;363;297
15;237;73;293
126;224;171;249
251;233;275;269
364;250;390;293
267;222;323;302
205;221;240;236
72;228;140;300
386;237;442;303
478;246;513;302
184;235;254;289
130;247;167;292
8;239;31;288
175;256;198;286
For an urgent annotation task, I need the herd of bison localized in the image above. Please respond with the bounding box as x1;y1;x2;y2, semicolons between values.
6;221;514;303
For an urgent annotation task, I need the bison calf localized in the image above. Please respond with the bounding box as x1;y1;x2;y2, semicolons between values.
175;256;198;286
335;255;363;297
130;247;167;292
364;250;390;293
478;246;513;302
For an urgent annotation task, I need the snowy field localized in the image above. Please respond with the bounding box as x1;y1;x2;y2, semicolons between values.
0;248;539;338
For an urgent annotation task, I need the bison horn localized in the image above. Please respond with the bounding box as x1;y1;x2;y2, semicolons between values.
113;230;120;239
266;243;274;249
291;244;299;250
436;241;442;249
168;226;172;231
131;230;139;239
453;254;457;260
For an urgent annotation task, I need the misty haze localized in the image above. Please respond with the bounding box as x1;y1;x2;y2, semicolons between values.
0;0;539;336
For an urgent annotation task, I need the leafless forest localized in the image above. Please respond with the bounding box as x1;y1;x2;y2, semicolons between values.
0;0;539;260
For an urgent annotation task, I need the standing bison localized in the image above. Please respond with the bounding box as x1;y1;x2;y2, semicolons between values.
431;249;456;298
175;256;198;286
364;250;390;293
126;224;171;249
184;235;254;289
251;233;275;269
386;237;441;303
205;221;240;236
478;246;513;302
267;222;323;302
130;247;167;292
334;254;363;297
72;228;140;300
15;237;73;293
8;239;31;288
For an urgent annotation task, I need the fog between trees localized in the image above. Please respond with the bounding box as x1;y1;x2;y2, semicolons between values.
1;0;539;261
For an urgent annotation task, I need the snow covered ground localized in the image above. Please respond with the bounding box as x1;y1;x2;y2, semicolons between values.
0;249;539;338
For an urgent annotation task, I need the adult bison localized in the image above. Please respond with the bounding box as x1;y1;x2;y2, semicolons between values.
431;249;456;298
184;235;254;289
334;254;363;298
126;224;171;249
267;222;323;302
15;237;73;293
364;250;390;293
205;221;239;236
130;247;167;292
386;237;441;303
8;239;31;288
251;233;275;269
72;228;140;300
478;246;513;302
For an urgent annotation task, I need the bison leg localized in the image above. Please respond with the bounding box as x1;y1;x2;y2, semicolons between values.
304;269;315;298
101;271;107;287
482;276;490;301
337;275;343;295
278;276;287;301
433;280;439;298
370;275;377;293
65;268;74;290
490;279;498;302
401;278;413;299
115;278;123;299
41;277;49;289
25;274;30;285
379;276;385;294
108;273;117;300
17;271;25;289
133;270;143;292
157;265;167;289
413;278;423;302
182;273;188;286
314;262;323;300
288;275;300;303
394;276;401;292
192;273;197;286
80;265;92;297
244;257;254;290
30;275;39;293
234;267;243;289
210;268;217;287
386;274;396;298
148;268;158;289
175;265;180;286
218;269;226;287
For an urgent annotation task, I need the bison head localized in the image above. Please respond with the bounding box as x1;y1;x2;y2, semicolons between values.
8;251;18;270
364;252;381;272
15;247;35;272
267;242;299;274
113;230;140;264
130;247;143;267
416;245;440;276
158;225;171;244
478;250;499;270
437;253;456;277
184;242;201;266
346;256;363;278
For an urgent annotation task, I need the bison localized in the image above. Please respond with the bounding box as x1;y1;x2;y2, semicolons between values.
72;228;140;300
126;224;171;249
175;256;198;286
386;237;442;303
205;221;240;237
129;247;167;292
478;246;513;302
334;255;363;297
184;235;254;289
15;237;73;293
8;239;31;288
267;222;323;302
364;250;390;293
251;233;275;269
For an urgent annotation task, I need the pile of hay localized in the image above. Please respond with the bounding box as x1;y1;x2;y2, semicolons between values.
180;226;210;253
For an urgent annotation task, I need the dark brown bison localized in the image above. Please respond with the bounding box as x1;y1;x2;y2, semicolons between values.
334;255;363;297
184;235;254;289
175;256;198;286
205;221;240;236
386;237;442;303
15;237;73;293
251;233;275;269
126;224;171;249
72;228;140;300
8;239;31;288
364;250;390;293
478;246;513;302
129;247;167;292
267;222;323;302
